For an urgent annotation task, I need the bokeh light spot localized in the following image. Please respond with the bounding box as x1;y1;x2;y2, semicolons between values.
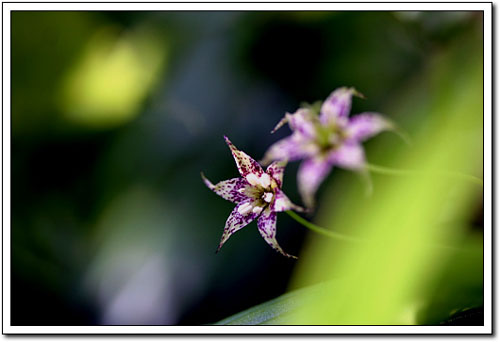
59;25;167;128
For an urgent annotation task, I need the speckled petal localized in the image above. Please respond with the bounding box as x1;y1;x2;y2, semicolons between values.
346;112;393;142
328;142;366;170
217;198;261;252
261;134;316;165
272;189;305;213
297;157;334;208
257;207;297;259
201;173;250;203
320;87;357;126
266;160;287;188
224;136;264;178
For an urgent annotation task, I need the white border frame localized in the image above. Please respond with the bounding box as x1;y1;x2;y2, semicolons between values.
2;2;492;335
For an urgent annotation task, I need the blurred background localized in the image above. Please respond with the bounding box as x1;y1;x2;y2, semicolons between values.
11;11;483;325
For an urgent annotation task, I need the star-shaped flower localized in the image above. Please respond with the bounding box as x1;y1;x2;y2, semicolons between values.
202;136;304;258
262;87;396;208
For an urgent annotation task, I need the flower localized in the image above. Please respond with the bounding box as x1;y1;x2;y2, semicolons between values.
261;87;395;208
202;136;304;258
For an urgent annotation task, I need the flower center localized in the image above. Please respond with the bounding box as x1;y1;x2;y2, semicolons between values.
246;173;272;190
237;201;265;216
237;173;278;216
315;123;348;156
237;202;253;215
262;192;273;203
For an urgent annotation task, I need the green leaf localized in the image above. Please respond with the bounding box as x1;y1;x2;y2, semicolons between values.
215;282;329;325
416;233;484;325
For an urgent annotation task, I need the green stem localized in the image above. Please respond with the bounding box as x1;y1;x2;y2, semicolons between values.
286;163;481;244
286;210;463;251
366;163;483;187
285;211;359;242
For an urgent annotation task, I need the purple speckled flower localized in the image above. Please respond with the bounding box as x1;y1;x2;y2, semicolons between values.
202;136;304;258
262;87;395;208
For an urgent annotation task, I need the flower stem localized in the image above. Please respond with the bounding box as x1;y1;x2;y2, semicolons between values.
366;163;483;187
286;163;480;244
285;210;359;242
285;210;463;251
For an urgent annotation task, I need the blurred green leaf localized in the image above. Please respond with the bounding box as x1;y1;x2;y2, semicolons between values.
215;282;328;325
416;233;483;325
285;27;483;325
